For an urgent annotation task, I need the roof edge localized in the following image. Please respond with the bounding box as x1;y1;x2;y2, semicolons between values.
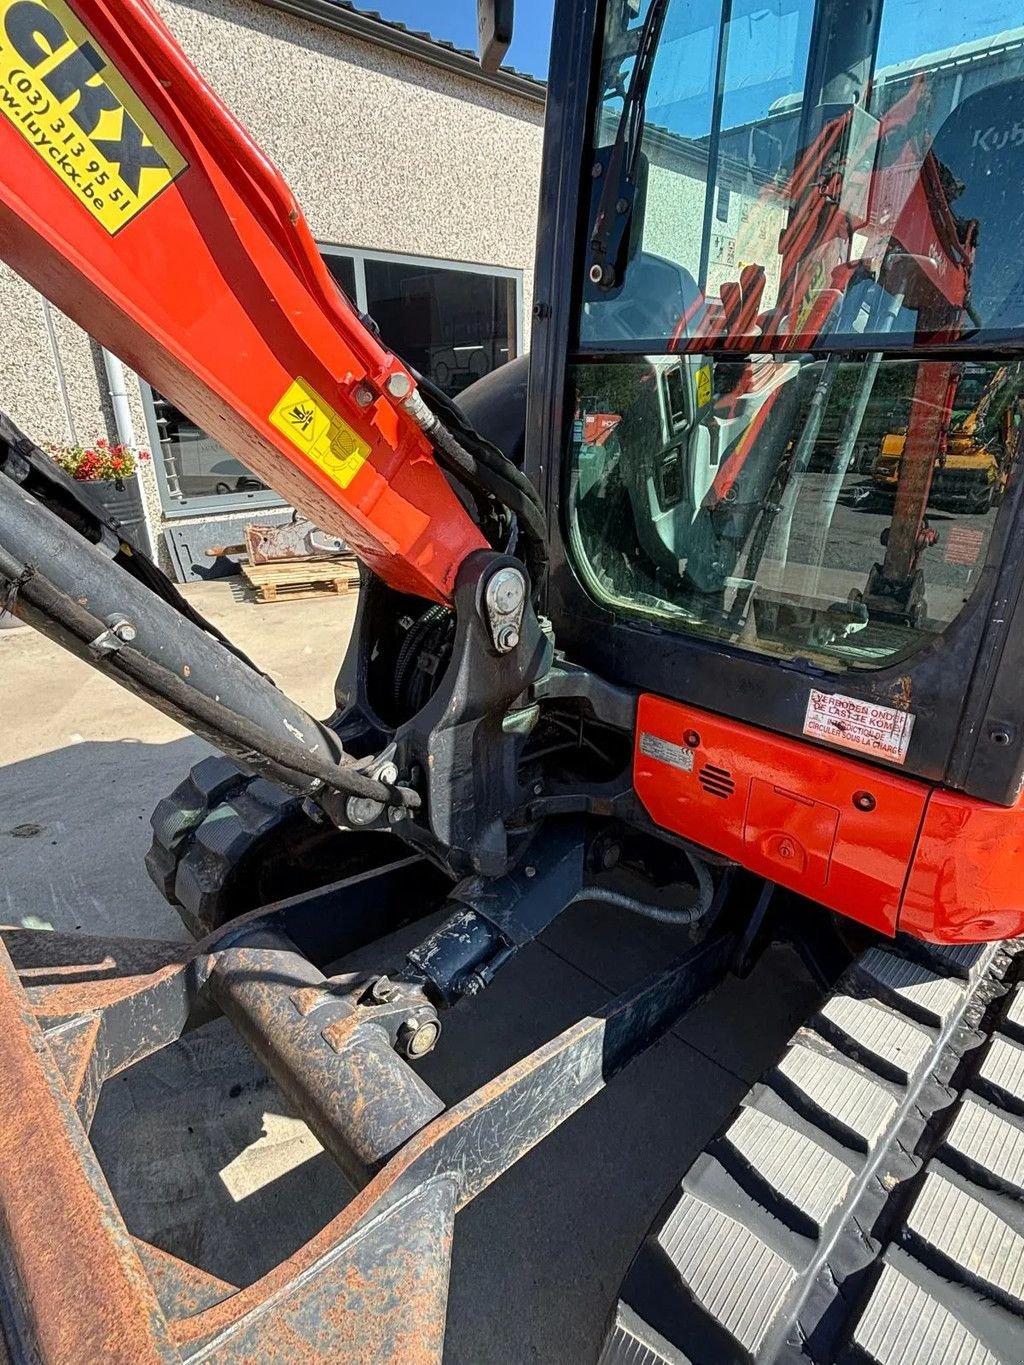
250;0;546;103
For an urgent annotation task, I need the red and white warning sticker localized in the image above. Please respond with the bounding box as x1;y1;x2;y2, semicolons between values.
803;689;915;764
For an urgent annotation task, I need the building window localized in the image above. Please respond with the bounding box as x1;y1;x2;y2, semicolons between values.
143;247;523;516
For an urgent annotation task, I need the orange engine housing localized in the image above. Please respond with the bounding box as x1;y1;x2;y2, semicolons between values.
633;695;1024;944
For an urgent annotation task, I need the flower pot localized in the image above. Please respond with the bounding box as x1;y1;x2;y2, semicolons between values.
79;475;148;550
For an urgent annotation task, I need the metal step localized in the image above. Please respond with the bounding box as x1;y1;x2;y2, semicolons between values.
602;937;1024;1363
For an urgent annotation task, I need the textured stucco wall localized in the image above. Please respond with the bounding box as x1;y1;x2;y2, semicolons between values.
154;0;544;301
0;0;544;567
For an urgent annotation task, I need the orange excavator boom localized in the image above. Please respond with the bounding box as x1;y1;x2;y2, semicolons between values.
0;0;487;602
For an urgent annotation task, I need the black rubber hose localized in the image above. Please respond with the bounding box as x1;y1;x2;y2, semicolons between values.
0;546;420;810
403;389;549;598
570;853;715;925
412;369;546;515
392;603;450;708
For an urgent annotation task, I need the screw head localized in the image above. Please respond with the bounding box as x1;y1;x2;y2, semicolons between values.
683;729;701;748
112;620;137;643
853;790;876;812
352;382;375;408
524;865;536;878
385;371;412;399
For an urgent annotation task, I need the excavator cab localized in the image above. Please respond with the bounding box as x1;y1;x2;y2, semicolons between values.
533;0;1024;853
3;0;1024;1360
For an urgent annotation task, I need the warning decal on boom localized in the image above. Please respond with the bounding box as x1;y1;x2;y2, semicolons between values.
270;379;371;491
0;0;186;233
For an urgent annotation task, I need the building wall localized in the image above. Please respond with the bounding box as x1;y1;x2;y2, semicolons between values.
0;0;545;565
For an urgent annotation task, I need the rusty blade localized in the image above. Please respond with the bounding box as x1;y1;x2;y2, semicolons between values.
0;944;177;1364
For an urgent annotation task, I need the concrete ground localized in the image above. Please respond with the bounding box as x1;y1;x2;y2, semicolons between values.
0;581;822;1363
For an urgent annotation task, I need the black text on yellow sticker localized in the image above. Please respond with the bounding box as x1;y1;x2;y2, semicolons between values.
0;0;186;232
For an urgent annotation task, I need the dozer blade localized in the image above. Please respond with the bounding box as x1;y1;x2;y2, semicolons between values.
0;859;734;1363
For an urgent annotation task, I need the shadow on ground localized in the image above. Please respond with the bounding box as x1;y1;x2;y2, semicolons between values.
0;737;209;938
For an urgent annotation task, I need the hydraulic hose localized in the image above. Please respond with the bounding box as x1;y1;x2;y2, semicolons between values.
402;386;549;598
572;851;715;925
0;543;419;810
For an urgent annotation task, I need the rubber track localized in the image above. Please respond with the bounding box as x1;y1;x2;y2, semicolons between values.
145;755;299;938
600;935;1024;1364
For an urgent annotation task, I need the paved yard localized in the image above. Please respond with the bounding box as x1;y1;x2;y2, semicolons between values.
0;582;821;1363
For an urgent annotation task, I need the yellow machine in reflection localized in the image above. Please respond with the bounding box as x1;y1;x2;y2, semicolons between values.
873;362;1024;511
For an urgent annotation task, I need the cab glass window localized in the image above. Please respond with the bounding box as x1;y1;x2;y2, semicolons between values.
568;1;1024;671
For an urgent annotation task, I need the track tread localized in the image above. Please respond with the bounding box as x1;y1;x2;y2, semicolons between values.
169;778;300;936
903;1167;1024;1310
145;757;306;936
600;1305;689;1365
850;1258;999;1365
723;1105;856;1233
604;935;1024;1364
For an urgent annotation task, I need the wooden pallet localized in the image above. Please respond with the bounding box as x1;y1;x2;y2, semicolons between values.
241;556;360;603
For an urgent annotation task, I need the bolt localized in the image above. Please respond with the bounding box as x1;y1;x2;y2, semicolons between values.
600;842;621;871
352;382;375;408
524;865;536;878
385;371;412;399
591;161;603;178
112;619;136;643
616;197;629;214
533;782;544;796
397;1015;441;1059
853;790;876;812
494;623;520;652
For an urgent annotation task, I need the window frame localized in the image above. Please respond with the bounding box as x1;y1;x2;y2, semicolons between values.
142;246;525;519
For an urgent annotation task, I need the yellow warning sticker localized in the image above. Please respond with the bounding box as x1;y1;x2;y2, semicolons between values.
695;364;712;409
270;378;371;491
0;0;186;233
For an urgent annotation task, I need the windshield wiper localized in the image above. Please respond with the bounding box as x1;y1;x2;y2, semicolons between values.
588;0;669;290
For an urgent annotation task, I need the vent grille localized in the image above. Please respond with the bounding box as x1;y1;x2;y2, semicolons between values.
699;762;735;799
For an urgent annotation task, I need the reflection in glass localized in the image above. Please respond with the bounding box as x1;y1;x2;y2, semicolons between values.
568;357;1023;670
583;0;1024;352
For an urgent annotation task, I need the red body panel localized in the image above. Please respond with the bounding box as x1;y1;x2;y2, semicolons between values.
634;695;1023;943
0;0;485;602
901;792;1024;943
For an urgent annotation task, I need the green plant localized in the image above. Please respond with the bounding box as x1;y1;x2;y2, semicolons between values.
44;436;150;482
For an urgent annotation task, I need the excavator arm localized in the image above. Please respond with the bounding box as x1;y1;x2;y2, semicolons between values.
0;0;488;602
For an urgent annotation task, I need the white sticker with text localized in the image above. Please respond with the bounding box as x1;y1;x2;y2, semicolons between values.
803;689;915;764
